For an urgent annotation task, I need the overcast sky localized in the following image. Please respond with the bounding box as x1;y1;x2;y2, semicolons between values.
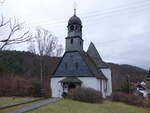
0;0;150;69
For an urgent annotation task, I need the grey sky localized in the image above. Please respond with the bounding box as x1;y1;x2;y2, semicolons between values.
0;0;150;69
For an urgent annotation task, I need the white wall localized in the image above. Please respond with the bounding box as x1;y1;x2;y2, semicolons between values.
51;77;107;98
101;68;112;96
51;77;65;98
79;77;106;98
78;77;98;89
97;79;106;98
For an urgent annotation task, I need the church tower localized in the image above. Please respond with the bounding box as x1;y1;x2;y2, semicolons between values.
51;8;112;98
65;10;83;52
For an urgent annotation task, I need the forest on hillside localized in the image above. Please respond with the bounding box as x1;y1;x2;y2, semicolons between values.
0;51;60;97
0;50;60;77
0;50;147;96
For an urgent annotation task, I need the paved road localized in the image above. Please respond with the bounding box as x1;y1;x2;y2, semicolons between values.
9;98;60;113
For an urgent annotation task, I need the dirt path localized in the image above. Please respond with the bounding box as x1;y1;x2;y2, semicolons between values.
9;98;60;113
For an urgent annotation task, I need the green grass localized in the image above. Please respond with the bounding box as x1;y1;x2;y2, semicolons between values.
28;99;150;113
0;97;38;107
0;97;46;113
0;102;35;113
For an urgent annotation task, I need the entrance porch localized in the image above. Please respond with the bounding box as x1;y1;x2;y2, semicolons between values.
59;77;82;97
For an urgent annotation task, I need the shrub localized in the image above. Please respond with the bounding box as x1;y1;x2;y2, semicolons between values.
31;81;41;97
0;73;46;97
42;79;51;98
111;92;144;106
143;99;150;107
67;88;103;103
0;75;33;97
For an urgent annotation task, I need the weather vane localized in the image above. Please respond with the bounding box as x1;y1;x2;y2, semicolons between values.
73;1;77;15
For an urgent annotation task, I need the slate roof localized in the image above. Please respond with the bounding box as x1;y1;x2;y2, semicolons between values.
79;51;107;79
68;15;82;25
87;42;109;68
52;42;109;80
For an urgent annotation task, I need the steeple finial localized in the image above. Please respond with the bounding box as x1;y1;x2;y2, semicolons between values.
73;1;77;15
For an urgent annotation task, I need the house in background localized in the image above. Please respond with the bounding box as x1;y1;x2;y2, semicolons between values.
133;69;150;97
50;11;112;98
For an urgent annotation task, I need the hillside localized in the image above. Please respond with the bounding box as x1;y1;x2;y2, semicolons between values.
108;63;147;91
0;50;147;91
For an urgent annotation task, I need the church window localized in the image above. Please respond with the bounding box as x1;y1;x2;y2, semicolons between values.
80;41;82;45
65;63;68;70
75;25;78;30
70;25;74;31
75;62;78;70
79;27;82;31
71;39;73;44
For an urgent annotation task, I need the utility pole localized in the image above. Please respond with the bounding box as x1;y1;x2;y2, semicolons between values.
127;75;131;93
40;55;43;97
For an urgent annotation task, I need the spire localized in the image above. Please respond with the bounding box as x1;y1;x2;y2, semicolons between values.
73;1;77;16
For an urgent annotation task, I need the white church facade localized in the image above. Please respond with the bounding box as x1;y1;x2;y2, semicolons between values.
50;12;112;98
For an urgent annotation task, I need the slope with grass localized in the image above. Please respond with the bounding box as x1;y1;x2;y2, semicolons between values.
0;97;38;107
0;97;47;113
28;99;150;113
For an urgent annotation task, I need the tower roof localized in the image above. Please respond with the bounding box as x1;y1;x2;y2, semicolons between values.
68;15;82;25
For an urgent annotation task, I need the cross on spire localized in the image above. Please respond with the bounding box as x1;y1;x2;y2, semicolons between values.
74;7;76;16
74;1;77;15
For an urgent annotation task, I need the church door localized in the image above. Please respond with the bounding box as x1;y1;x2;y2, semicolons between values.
68;83;76;91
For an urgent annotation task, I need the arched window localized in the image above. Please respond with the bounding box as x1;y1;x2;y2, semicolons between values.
71;39;73;44
70;25;74;31
75;25;78;30
75;62;78;70
79;27;82;31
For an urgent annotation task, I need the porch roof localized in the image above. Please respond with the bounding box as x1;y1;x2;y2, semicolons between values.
59;77;82;83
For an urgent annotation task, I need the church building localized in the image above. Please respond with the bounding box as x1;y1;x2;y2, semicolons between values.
51;11;112;98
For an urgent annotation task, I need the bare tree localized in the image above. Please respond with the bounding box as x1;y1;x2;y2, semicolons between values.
36;28;57;56
28;41;36;54
28;27;63;57
0;16;31;50
55;44;63;57
28;27;63;96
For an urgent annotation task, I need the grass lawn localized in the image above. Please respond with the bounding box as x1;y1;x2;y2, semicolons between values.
28;99;150;113
0;97;39;107
0;101;36;113
0;97;46;113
